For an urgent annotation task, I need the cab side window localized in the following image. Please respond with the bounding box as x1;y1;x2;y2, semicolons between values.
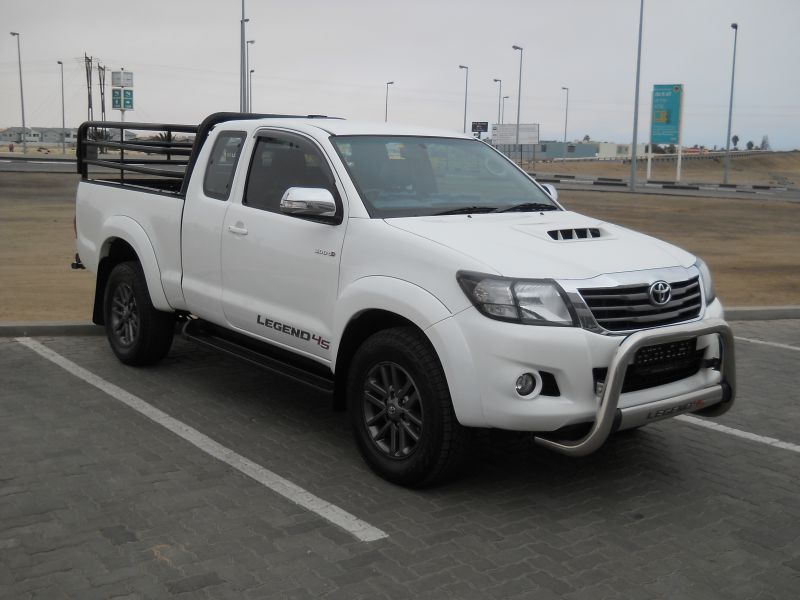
203;132;246;200
244;134;337;214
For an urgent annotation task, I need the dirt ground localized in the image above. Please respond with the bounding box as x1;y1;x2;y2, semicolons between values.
0;173;95;321
0;168;798;322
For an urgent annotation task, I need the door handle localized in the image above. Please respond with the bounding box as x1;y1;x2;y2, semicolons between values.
227;225;249;236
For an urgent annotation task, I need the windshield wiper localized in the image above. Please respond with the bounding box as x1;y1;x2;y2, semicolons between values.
495;202;559;213
434;206;497;216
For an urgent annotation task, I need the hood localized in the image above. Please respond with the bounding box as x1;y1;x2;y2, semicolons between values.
385;211;695;281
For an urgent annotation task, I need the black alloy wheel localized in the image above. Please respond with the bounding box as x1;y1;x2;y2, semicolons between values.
103;261;175;366
109;281;140;347
362;362;424;459
348;326;468;487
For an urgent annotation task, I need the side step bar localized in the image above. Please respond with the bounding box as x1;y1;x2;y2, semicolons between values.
182;319;335;394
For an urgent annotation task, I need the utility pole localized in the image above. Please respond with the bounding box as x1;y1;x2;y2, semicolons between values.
723;23;739;185
246;39;255;111
10;32;27;155
493;78;502;127
385;81;394;122
97;63;107;122
629;0;644;190
84;54;94;122
249;69;255;112
240;0;248;112
562;86;569;160
459;65;469;133
513;45;523;146
58;61;66;154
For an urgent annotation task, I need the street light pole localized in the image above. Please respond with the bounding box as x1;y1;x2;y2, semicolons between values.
239;0;247;112
629;0;644;190
246;39;255;112
459;65;469;133
502;96;509;124
512;45;523;145
249;69;255;113
10;32;27;155
561;86;569;160
723;23;739;185
385;81;394;122
493;78;502;126
57;61;66;154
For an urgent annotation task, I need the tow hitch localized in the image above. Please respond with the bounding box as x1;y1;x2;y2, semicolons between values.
71;253;85;270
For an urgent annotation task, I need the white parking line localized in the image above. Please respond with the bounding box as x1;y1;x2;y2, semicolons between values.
15;337;388;543
677;415;800;454
735;336;800;352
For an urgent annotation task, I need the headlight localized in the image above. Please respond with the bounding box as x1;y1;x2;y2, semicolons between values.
694;258;716;305
457;271;577;326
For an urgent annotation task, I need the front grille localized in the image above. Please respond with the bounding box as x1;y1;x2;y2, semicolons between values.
578;276;702;332
594;338;705;393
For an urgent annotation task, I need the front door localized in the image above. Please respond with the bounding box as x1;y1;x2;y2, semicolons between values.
220;130;347;362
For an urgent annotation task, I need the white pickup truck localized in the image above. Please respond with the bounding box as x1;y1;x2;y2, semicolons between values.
74;112;735;486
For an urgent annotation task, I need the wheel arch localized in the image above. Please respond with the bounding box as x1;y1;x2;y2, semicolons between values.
92;218;172;324
331;276;454;412
333;309;421;411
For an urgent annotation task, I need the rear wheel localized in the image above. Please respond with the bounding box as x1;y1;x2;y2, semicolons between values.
104;261;175;366
348;327;468;487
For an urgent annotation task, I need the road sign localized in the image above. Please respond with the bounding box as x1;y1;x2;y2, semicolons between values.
472;121;489;133
123;89;134;110
112;71;134;88
111;88;122;110
650;84;683;144
491;123;539;145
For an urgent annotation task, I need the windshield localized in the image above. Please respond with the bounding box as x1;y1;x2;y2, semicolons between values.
332;136;559;218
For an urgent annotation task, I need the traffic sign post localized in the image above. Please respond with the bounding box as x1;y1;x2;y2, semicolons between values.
648;84;684;181
111;70;134;123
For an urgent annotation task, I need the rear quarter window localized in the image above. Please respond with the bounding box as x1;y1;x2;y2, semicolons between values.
203;132;246;200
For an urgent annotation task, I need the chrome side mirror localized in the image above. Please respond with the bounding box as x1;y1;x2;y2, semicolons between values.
280;187;336;218
541;183;558;202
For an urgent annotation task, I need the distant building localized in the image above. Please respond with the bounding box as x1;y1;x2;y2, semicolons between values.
0;127;41;143
38;128;78;144
0;126;78;145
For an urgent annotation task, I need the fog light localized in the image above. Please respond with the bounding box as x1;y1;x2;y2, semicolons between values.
515;372;542;397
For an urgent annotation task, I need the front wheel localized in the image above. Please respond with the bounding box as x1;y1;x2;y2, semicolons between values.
347;327;468;487
103;261;175;366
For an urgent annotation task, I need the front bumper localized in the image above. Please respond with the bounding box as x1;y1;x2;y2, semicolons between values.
534;318;735;456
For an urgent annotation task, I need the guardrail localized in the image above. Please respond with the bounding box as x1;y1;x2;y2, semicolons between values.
542;149;772;163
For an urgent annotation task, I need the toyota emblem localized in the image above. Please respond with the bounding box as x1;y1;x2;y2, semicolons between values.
649;281;672;306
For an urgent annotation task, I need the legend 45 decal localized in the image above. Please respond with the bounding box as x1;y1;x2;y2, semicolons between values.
257;315;330;350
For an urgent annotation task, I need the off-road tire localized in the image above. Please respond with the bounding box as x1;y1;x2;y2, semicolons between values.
348;326;469;487
103;261;175;366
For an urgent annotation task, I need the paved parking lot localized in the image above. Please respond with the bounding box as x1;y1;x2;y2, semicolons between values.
1;320;798;599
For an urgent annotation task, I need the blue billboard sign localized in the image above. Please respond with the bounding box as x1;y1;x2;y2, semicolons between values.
650;84;682;144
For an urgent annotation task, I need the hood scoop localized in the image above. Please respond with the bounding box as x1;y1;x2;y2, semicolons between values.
547;227;603;241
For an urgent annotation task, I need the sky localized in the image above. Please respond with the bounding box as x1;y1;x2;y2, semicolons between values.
1;0;798;150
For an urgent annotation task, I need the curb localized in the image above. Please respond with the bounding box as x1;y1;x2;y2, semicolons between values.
0;321;104;337
725;306;800;321
2;307;800;337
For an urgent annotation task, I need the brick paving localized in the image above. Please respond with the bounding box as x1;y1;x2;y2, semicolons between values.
1;321;798;599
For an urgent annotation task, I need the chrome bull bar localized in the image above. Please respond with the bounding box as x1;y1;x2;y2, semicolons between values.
535;318;736;457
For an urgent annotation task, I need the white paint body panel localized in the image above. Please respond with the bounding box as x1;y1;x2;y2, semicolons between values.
76;116;729;433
